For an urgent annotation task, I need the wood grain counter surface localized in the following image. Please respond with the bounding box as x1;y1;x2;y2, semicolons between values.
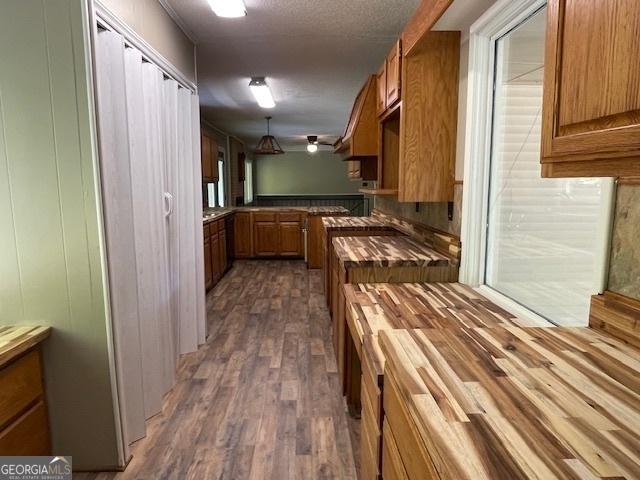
203;206;349;224
322;216;396;231
333;235;457;269
379;325;640;479
0;326;51;368
344;283;525;378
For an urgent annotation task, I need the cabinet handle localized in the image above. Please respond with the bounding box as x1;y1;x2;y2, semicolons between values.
164;192;174;217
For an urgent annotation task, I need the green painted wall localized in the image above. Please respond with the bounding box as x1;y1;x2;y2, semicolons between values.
0;0;120;469
255;151;362;195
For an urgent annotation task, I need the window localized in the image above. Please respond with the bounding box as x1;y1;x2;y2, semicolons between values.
244;156;253;204
217;151;225;207
462;0;614;327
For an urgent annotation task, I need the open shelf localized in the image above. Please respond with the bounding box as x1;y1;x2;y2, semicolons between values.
358;188;398;196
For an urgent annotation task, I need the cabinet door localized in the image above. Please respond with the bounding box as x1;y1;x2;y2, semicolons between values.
386;40;401;107
234;212;252;258
376;62;387;115
219;229;227;275
254;221;278;257
279;222;302;257
541;0;640;177
211;232;221;282
204;238;212;289
238;152;246;182
201;131;212;181
210;136;219;182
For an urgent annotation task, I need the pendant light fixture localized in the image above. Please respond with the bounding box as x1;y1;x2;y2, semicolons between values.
254;116;285;155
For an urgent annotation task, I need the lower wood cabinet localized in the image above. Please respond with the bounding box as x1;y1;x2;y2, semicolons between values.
279;221;303;256
234;212;252;258
251;211;305;258
204;218;229;291
0;348;51;456
253;220;279;257
204;232;212;290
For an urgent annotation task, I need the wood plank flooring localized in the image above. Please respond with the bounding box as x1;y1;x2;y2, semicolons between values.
77;260;357;479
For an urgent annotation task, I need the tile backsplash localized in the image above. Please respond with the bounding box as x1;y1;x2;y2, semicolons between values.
373;183;463;237
607;183;640;300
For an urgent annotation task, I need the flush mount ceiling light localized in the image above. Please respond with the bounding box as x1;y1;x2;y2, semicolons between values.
254;116;284;155
249;77;275;109
208;0;246;17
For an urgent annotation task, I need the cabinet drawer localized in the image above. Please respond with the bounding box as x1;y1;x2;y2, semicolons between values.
0;400;50;456
362;383;381;467
382;419;408;480
362;337;383;426
384;371;439;479
361;422;381;480
253;212;276;222
217;219;225;232
0;350;43;429
278;212;300;222
203;223;210;238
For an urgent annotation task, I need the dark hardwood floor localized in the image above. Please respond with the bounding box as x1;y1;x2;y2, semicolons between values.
78;260;358;479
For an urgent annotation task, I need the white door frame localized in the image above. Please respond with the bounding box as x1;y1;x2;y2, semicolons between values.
459;0;615;324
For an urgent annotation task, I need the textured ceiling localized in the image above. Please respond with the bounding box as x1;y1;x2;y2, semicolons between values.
165;0;420;150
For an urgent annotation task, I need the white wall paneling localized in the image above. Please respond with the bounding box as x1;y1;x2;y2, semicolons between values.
95;29;146;450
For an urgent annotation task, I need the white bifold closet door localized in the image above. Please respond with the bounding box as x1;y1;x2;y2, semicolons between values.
95;28;205;450
140;61;176;403
95;29;146;447
191;94;206;344
176;87;201;353
162;79;181;361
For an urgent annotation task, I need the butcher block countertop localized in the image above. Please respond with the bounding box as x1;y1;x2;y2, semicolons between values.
379;325;640;479
344;282;529;376
322;215;396;231
203;206;349;224
0;326;51;368
332;235;456;269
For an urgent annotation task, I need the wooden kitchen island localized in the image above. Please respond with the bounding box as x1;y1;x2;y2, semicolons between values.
321;215;399;310
343;282;526;479
330;236;459;396
379;325;640;479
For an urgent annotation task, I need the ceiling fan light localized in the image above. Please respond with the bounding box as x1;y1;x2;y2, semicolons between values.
306;143;318;153
249;77;275;109
208;0;246;18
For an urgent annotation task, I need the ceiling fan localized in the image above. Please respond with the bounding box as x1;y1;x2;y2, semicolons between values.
306;135;333;153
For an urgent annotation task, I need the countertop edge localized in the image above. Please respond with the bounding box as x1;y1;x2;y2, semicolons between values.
0;326;52;368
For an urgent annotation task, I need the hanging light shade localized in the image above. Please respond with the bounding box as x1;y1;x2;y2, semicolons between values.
254;116;284;155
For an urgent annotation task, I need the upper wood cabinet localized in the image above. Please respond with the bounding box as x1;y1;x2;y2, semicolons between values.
201;131;212;180
398;31;459;202
376;64;387;116
334;75;378;160
376;41;402;118
541;0;640;178
238;152;246;182
385;41;401;107
200;128;219;182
